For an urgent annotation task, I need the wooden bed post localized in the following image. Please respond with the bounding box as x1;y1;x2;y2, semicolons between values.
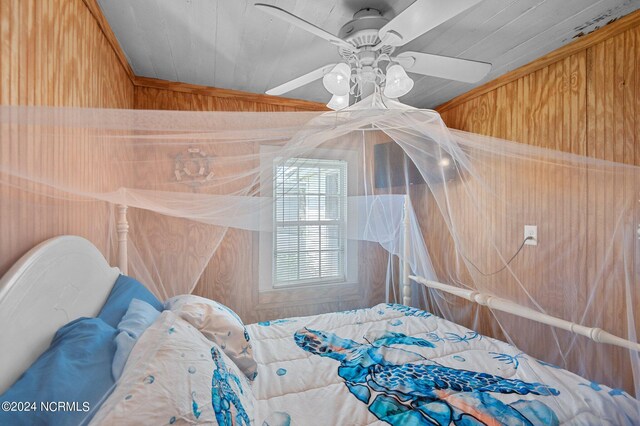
402;195;411;306
117;204;129;274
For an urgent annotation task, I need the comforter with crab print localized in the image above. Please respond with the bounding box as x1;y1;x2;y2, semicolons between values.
249;303;639;426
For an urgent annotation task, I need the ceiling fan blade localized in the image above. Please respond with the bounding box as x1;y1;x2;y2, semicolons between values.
255;3;353;50
376;0;481;48
395;51;491;83
266;64;337;96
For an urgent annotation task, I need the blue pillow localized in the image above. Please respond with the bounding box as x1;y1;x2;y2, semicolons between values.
111;332;136;382
112;299;160;380
118;298;161;339
0;318;117;426
98;274;163;328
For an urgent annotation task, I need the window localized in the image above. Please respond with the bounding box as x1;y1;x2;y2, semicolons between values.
258;147;358;293
273;158;347;287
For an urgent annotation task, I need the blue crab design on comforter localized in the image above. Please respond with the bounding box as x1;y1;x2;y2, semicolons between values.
294;327;560;425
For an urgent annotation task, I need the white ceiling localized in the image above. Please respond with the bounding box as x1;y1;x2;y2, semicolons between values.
98;0;640;108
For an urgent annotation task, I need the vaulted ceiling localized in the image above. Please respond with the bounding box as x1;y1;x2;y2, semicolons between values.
98;0;640;108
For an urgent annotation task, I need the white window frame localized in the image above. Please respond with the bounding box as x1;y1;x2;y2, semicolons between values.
259;146;358;291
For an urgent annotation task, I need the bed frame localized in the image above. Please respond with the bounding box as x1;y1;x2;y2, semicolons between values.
0;236;121;393
0;200;637;393
399;196;640;353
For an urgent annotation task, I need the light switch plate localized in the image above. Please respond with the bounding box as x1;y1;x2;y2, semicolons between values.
524;225;537;246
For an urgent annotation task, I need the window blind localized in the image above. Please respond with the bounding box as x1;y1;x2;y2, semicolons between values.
273;158;347;286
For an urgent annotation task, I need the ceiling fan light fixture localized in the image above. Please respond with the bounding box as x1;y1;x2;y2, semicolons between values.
322;63;351;96
327;94;349;110
383;64;414;98
258;3;493;100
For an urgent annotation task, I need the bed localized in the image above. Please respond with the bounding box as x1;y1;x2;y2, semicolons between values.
0;236;638;425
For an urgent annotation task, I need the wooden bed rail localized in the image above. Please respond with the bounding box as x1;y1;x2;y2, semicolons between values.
409;275;640;352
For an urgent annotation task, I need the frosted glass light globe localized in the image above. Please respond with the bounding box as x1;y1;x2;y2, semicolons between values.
383;64;414;98
323;63;351;96
327;94;349;110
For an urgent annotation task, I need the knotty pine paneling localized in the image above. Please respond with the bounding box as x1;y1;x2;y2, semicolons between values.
434;24;640;393
0;0;134;277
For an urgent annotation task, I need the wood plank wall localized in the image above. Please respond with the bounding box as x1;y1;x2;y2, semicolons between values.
0;0;133;107
133;82;389;323
431;11;640;393
437;10;640;163
0;0;134;277
133;77;327;112
135;86;311;112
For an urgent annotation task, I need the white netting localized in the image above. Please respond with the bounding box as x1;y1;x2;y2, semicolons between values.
0;94;638;409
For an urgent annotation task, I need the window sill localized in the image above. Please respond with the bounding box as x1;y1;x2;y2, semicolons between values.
271;279;357;291
257;281;362;308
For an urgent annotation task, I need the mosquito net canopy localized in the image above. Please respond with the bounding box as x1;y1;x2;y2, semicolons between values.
0;94;638;406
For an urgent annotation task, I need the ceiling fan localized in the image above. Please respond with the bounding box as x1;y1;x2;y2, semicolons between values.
255;0;492;109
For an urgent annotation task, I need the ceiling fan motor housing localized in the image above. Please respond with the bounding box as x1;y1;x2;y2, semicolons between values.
338;8;392;52
337;9;396;98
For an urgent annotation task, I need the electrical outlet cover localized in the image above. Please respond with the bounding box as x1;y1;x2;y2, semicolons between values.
524;225;537;246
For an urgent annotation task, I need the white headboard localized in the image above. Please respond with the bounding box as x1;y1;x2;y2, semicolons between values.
0;236;120;393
